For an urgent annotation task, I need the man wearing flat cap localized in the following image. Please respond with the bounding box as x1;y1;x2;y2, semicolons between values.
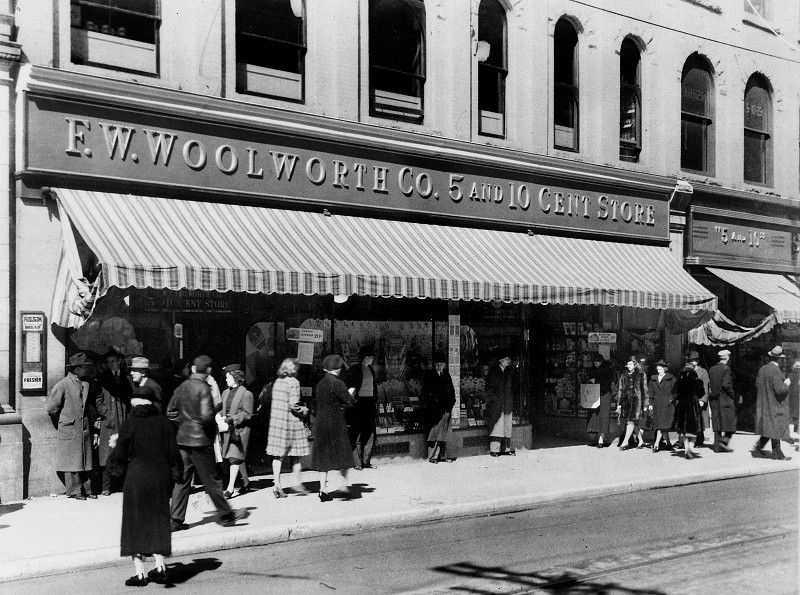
708;349;736;453
46;352;100;500
753;346;793;460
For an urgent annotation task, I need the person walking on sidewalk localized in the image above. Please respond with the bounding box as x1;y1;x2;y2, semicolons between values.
266;358;311;498
108;383;183;587
486;350;516;457
346;346;379;470
687;351;711;447
673;363;704;460
47;352;99;500
96;349;132;496
167;355;249;529
708;349;737;453
615;356;645;450
586;353;614;448
422;352;456;463
220;364;254;499
312;355;356;502
753;346;793;461
648;360;676;453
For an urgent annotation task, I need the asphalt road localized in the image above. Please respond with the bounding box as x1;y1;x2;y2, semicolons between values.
10;471;798;595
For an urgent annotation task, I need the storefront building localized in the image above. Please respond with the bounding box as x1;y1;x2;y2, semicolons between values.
11;66;717;496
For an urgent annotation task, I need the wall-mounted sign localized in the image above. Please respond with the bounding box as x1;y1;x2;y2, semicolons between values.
136;288;233;312
286;328;324;343
23;94;670;242
588;332;617;344
21;311;46;393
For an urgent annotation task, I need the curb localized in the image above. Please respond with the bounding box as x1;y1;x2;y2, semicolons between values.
0;462;792;584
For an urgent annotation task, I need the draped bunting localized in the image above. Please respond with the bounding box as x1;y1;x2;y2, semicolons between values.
687;310;778;346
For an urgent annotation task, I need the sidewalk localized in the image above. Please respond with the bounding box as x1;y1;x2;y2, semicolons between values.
1;433;797;583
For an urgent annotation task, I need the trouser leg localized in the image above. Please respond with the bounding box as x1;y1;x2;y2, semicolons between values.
170;447;195;523
756;436;770;449
427;442;439;460
192;445;233;516
362;420;376;465
65;472;82;496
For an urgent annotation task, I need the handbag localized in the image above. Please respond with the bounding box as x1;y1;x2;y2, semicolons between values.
215;412;229;433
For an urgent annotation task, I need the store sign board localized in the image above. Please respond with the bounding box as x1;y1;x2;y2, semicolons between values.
691;214;799;271
286;328;324;343
136;289;233;312
588;332;617;344
24;96;669;241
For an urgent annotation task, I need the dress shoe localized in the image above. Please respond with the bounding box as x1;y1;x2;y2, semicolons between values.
362;463;377;469
489;453;500;457
506;451;516;456
86;494;98;499
354;465;363;471
636;443;646;449
596;443;604;449
147;568;168;584
223;490;234;499
752;444;768;457
101;490;111;496
67;494;86;501
428;458;438;464
125;575;148;587
437;458;453;463
619;445;633;451
272;487;287;499
319;491;333;502
238;483;252;495
772;452;792;461
714;444;734;453
219;508;249;527
652;444;660;453
288;486;310;496
171;521;189;532
685;450;699;460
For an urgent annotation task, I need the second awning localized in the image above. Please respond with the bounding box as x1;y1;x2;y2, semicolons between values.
706;267;800;324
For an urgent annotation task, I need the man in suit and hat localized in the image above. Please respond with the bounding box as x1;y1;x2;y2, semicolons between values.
95;349;133;495
708;349;736;453
46;352;99;500
753;346;792;461
346;345;379;469
687;351;710;447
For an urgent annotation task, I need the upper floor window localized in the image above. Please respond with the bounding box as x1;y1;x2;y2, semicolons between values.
553;18;578;151
477;0;507;138
369;0;426;122
619;38;641;163
743;74;773;186
681;55;714;174
70;0;160;75
744;0;771;20
236;0;306;102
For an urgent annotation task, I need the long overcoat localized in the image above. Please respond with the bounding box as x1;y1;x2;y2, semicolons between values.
708;362;737;432
616;371;644;422
672;370;704;435
266;377;310;457
755;361;790;440
485;364;514;436
46;372;96;472
421;369;456;442
221;385;254;461
648;373;677;430
96;369;132;466
310;372;354;471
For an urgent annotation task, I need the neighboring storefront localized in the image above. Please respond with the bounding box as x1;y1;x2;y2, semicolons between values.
16;67;717;495
685;189;800;430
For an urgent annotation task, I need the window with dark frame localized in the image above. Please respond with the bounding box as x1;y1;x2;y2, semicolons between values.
369;0;426;122
236;0;306;101
553;19;578;152
743;75;772;186
680;56;713;174
477;0;507;138
619;38;641;163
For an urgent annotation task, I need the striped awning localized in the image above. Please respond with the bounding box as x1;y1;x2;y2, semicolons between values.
51;189;716;327
706;267;800;324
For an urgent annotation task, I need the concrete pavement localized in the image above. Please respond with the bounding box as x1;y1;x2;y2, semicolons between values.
0;432;797;583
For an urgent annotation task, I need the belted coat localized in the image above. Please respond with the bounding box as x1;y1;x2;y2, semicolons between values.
47;372;97;472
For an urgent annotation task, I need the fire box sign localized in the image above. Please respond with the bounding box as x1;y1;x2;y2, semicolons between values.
21;311;47;393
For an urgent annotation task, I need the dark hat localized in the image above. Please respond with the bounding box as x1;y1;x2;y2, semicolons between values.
687;351;700;361
104;348;124;360
223;363;242;374
592;352;605;363
767;346;786;358
193;355;213;374
129;357;150;371
358;345;375;359
627;355;638;363
322;354;345;372
433;351;447;364
655;359;670;369
67;352;92;368
682;362;696;373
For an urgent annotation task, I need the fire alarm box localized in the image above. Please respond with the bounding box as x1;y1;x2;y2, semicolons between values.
21;311;47;393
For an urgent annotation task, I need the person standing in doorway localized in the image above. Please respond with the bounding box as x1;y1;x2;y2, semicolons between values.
96;349;132;496
753;346;793;461
47;352;99;500
346;346;379;470
422;352;456;463
486;350;516;457
167;355;249;529
708;349;737;453
687;351;710;447
586;353;614;448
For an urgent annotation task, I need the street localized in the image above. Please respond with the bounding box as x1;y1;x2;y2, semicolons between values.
9;470;797;594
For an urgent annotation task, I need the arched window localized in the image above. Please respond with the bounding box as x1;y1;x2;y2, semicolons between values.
236;0;306;101
681;55;714;174
619;38;641;162
369;0;426;122
743;75;772;185
554;18;578;151
478;0;507;137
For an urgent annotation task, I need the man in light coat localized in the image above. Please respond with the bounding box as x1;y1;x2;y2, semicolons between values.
753;346;792;461
708;349;736;453
46;352;99;500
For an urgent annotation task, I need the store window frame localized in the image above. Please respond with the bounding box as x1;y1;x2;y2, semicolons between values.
477;0;508;139
553;17;579;152
743;73;773;187
70;0;160;76
369;0;427;123
235;0;307;103
619;37;642;163
680;54;715;176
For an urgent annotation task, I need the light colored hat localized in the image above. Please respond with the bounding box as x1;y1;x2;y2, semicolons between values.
129;357;150;370
767;346;786;358
67;352;92;368
717;349;731;358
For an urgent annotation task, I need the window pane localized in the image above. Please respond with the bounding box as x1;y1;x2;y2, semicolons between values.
478;64;501;112
620;39;640;85
554;20;577;85
554;85;576;128
744;83;769;132
238;0;302;45
478;0;505;69
81;0;158;16
681;116;707;172
620;88;639;144
744;129;767;183
370;0;424;77
681;67;710;117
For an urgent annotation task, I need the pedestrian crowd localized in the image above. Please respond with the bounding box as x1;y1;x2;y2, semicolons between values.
45;343;798;586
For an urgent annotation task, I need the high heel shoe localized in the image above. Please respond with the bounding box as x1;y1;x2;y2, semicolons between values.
318;490;332;502
685;450;699;460
223;490;233;499
652;443;660;453
238;483;252;494
125;574;148;587
272;487;287;499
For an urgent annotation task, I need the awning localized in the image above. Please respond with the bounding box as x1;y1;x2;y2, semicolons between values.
706;267;800;324
50;189;717;327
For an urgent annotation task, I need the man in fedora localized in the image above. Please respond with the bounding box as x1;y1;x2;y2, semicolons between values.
95;349;133;495
708;349;736;453
47;352;99;500
687;351;710;447
753;346;792;460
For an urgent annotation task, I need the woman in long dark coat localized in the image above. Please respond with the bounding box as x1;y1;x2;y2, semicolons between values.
310;354;355;502
648;360;677;453
221;365;254;499
673;363;705;459
108;381;182;586
422;353;456;463
586;353;614;448
615;357;645;450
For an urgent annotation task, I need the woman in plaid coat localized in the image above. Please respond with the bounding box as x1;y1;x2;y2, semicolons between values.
266;358;310;498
